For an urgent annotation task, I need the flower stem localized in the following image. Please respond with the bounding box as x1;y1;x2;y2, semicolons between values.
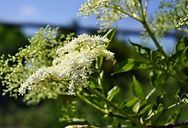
77;93;107;114
113;2;168;59
141;20;168;59
77;92;128;120
138;1;168;59
88;87;145;127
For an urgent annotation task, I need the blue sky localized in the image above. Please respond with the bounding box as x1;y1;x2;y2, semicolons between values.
0;0;176;53
0;0;160;29
0;0;84;25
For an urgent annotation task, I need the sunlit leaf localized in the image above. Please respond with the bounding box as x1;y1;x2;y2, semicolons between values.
138;104;152;115
107;85;120;101
113;59;152;74
132;76;144;97
120;97;139;109
129;40;151;58
132;100;141;113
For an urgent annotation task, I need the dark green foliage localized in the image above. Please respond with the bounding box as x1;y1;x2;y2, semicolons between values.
0;25;27;55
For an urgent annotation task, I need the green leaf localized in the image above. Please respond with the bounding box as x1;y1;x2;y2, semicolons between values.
181;51;188;67
132;100;141;113
115;58;135;73
113;58;151;74
107;85;120;101
129;40;151;58
176;38;187;52
149;71;168;87
132;76;144;97
146;104;164;120
89;77;100;90
138;104;152;115
120;97;139;109
157;103;164;112
151;50;166;65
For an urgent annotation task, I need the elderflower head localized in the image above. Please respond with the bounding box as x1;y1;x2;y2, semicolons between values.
79;0;141;30
19;34;114;96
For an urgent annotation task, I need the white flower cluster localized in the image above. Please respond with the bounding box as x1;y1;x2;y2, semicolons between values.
19;34;114;95
79;0;140;30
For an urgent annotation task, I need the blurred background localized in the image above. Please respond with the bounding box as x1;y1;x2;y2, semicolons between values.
0;0;183;127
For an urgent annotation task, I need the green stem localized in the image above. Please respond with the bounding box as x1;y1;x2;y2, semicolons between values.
142;20;168;59
147;120;188;128
146;100;183;123
113;1;168;59
77;92;129;120
138;0;145;18
152;66;185;84
140;2;168;59
88;87;119;111
145;88;156;100
138;0;168;59
144;0;149;16
88;87;145;127
98;70;106;96
167;101;183;110
77;93;107;114
112;5;142;22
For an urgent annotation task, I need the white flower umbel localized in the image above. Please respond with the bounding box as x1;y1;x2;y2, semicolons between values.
79;0;141;30
19;34;114;95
